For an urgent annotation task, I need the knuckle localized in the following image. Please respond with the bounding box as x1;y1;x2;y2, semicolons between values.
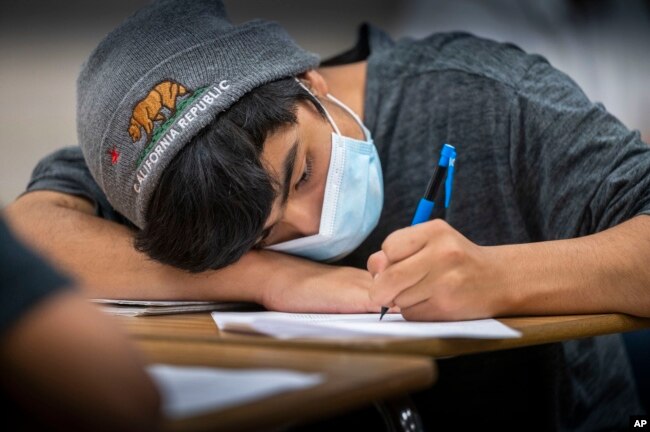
381;231;399;251
426;218;447;233
381;237;399;261
447;269;467;288
366;254;379;272
380;267;408;293
382;227;417;261
442;241;466;267
384;266;404;285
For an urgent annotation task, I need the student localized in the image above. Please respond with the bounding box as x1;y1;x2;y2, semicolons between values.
6;0;650;429
0;217;160;431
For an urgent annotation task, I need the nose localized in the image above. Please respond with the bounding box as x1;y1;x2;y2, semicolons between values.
279;199;320;242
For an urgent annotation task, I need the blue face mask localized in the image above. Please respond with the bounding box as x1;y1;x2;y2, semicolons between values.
266;91;384;262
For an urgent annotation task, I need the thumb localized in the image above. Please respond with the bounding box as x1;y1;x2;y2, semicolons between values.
367;250;390;277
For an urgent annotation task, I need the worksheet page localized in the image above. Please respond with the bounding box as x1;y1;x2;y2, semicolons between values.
211;312;522;339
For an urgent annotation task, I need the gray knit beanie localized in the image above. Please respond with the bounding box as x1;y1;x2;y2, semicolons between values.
77;0;319;228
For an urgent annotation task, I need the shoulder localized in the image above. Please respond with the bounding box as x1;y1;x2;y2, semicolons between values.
27;147;130;225
368;26;547;91
31;146;88;174
28;146;93;190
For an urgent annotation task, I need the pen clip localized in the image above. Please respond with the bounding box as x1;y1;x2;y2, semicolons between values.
445;152;456;208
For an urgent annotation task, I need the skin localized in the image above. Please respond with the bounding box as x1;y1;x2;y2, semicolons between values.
4;65;379;315
260;69;365;245
0;291;160;431
5;62;650;319
367;217;650;320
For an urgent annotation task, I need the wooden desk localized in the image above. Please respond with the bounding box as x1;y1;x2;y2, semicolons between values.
136;338;435;432
120;312;650;357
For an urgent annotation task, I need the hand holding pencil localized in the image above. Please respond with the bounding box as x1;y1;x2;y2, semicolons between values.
371;144;456;320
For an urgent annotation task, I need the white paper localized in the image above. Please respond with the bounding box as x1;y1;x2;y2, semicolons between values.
211;311;522;339
147;364;323;419
93;299;218;306
92;299;259;316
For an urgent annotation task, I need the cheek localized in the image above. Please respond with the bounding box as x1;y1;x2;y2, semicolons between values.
305;182;325;232
312;142;331;217
318;135;333;176
294;163;327;235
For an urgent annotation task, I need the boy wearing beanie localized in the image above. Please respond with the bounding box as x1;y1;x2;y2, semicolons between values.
8;0;650;429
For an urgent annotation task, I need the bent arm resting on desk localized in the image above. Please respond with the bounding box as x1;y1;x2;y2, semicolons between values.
5;191;377;313
368;215;650;321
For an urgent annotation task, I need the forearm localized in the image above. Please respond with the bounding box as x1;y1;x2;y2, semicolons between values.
497;215;650;317
5;192;324;303
5;192;375;311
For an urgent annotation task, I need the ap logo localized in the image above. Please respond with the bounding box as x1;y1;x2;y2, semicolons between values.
631;416;649;428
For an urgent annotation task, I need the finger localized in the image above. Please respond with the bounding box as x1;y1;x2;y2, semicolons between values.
367;250;389;276
381;220;446;264
370;251;429;307
391;264;448;310
400;299;438;322
400;296;472;322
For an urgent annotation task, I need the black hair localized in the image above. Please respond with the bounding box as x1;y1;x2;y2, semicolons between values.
134;77;324;272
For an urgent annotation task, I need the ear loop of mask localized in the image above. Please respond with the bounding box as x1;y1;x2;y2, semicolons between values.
325;93;369;141
294;78;341;135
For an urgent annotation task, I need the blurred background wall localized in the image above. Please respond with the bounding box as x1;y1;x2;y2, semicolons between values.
1;0;649;205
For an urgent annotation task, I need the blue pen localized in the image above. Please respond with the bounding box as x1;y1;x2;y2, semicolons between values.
379;144;456;320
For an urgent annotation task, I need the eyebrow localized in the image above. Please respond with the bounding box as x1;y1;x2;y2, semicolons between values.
259;138;299;246
280;138;300;207
255;139;299;247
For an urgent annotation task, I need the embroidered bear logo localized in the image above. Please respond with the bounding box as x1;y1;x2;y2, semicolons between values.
128;80;189;143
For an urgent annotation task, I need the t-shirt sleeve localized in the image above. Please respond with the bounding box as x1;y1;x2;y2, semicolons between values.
26;146;127;223
0;217;71;333
509;60;650;240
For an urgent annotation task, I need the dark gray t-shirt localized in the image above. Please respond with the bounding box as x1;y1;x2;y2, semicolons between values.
27;25;648;430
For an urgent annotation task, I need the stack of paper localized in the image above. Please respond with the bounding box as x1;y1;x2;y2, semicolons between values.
93;299;260;317
147;364;322;419
211;311;522;340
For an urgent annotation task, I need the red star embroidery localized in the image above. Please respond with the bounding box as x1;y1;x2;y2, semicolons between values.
108;147;120;165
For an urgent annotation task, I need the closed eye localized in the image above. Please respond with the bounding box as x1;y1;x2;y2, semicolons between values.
296;156;313;190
